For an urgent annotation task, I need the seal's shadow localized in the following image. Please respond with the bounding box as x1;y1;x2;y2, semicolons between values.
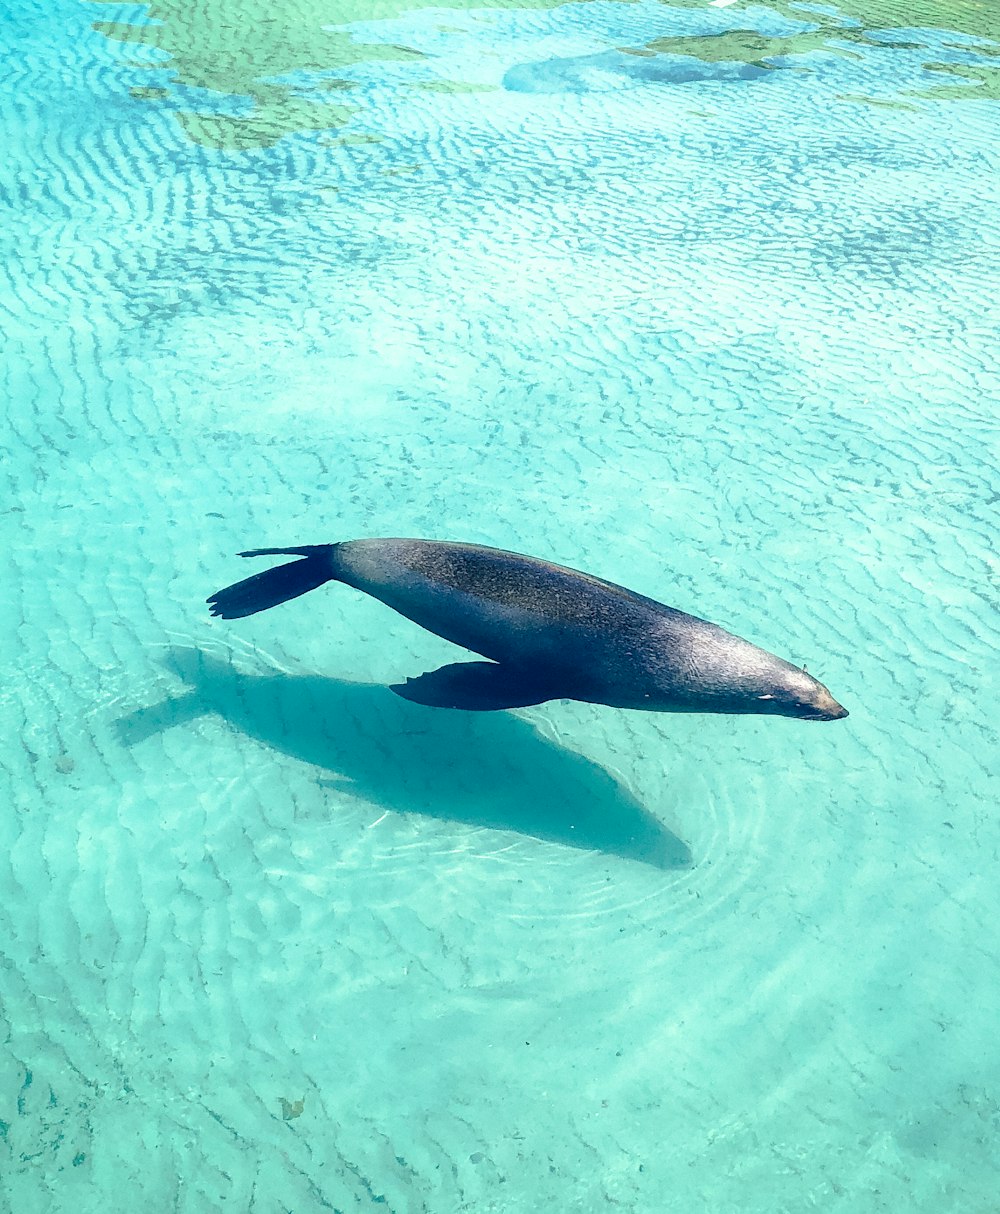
117;648;689;870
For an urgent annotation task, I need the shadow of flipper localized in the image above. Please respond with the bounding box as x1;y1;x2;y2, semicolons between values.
116;648;690;870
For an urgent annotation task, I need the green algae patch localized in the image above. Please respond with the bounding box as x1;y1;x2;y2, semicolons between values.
91;19;163;46
91;3;394;148
175;94;357;151
912;56;1000;100
697;0;998;43
625;2;998;106
415;80;497;93
129;85;171;101
637;27;865;67
320;132;384;145
90;1;411;147
836;92;923;109
815;0;998;43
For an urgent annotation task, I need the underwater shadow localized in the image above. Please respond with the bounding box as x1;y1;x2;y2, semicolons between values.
116;648;689;870
503;49;781;95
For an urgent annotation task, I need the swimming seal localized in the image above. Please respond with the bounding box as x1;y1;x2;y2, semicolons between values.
207;539;848;720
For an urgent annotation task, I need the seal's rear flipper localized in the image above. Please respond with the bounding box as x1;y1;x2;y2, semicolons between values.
390;662;558;711
208;551;335;619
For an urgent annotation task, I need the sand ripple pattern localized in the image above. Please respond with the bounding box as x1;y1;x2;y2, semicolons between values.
2;0;999;1210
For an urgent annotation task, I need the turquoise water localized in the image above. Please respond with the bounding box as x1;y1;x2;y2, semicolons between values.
2;0;999;1207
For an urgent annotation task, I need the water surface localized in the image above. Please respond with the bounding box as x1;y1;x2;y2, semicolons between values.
2;0;999;1208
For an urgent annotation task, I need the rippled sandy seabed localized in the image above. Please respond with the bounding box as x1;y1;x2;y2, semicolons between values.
2;0;998;1208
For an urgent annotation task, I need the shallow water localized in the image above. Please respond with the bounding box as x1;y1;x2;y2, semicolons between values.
2;0;999;1208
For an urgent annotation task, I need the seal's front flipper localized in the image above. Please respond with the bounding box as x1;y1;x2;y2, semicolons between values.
390;662;558;711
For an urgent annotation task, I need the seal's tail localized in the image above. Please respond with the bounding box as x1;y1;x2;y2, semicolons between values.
207;545;337;619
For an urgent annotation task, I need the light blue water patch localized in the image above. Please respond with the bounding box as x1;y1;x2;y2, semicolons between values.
1;0;999;1210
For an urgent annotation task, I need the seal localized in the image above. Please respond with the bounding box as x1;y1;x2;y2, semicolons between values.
207;539;848;719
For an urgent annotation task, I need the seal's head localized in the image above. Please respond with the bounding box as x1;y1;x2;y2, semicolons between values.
672;626;849;721
757;666;849;721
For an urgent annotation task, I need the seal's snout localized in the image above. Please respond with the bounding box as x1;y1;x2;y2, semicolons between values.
810;685;849;721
